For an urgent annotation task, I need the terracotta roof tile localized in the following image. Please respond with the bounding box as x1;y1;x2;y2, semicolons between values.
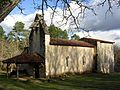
50;38;95;47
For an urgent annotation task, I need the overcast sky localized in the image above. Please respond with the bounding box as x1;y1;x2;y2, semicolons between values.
0;0;120;45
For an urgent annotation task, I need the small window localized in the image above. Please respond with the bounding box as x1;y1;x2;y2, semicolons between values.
82;56;86;65
66;56;69;67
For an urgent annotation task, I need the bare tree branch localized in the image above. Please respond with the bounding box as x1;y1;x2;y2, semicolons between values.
17;5;26;15
1;0;120;34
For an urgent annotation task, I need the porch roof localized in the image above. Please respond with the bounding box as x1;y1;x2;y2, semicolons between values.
2;52;44;64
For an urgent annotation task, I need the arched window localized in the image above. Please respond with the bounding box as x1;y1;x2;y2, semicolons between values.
66;56;69;67
82;56;86;65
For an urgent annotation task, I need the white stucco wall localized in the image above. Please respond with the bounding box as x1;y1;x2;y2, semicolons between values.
45;45;95;76
97;42;114;73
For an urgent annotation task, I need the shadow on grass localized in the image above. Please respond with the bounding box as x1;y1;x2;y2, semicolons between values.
49;73;120;90
0;73;59;90
0;72;120;90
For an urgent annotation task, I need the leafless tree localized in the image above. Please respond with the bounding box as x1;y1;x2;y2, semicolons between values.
19;0;120;32
0;0;120;31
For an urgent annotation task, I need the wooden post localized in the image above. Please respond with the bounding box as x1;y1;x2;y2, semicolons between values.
33;67;35;79
7;63;9;78
16;64;19;79
34;64;40;78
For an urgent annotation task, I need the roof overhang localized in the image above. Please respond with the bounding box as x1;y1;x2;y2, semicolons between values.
2;52;44;64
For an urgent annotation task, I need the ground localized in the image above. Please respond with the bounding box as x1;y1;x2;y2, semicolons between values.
0;72;120;90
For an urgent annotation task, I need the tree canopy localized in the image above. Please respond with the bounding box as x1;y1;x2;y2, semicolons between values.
71;34;80;40
7;21;29;41
7;21;30;50
48;25;68;39
0;21;30;70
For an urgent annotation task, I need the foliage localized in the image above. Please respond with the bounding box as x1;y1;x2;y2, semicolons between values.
0;0;13;7
71;34;80;40
0;26;5;40
0;21;30;70
48;25;68;39
8;21;25;41
7;21;30;50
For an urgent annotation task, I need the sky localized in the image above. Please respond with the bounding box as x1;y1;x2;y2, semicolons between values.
0;0;120;45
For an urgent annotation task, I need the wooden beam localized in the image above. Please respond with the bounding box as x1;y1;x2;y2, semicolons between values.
16;64;19;79
6;63;9;78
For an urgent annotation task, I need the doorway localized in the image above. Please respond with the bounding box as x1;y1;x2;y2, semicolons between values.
34;64;39;78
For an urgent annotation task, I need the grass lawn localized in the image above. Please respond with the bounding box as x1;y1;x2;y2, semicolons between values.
0;72;120;90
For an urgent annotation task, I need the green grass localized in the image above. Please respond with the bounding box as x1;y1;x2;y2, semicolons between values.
0;72;120;90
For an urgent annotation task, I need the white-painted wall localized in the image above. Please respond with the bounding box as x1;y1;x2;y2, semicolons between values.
29;29;114;77
45;44;95;76
28;18;114;77
97;41;114;73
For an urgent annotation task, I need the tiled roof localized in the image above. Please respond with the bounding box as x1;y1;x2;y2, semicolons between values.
81;38;114;44
50;38;95;47
2;52;44;64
